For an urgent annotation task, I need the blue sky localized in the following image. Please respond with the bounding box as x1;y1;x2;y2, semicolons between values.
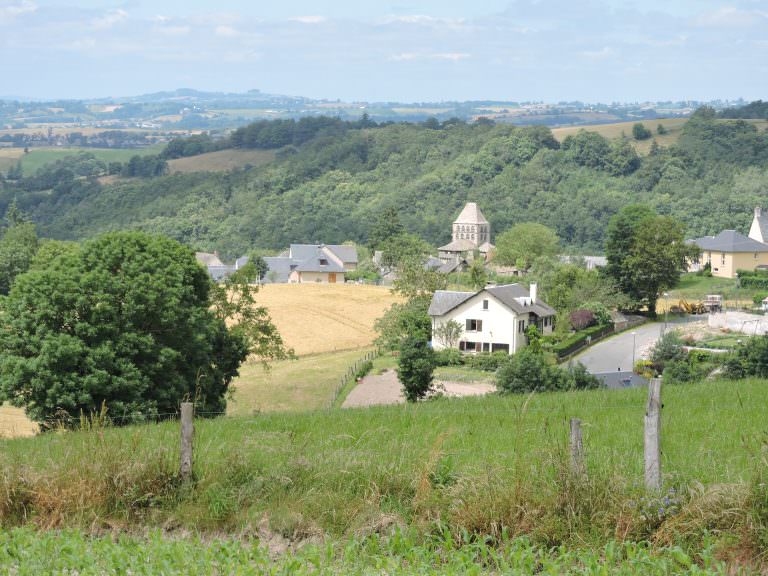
1;0;766;102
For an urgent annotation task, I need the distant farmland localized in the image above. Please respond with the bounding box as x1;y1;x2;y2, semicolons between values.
552;117;768;154
0;145;165;175
167;149;276;174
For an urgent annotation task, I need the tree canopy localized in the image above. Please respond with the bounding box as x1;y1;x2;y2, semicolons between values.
0;231;287;425
494;223;560;270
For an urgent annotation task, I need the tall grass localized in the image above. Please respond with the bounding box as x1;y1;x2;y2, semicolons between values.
1;379;767;560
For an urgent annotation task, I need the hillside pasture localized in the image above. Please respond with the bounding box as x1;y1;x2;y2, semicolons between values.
0;147;24;173
167;149;276;174
1;379;766;555
15;145;165;175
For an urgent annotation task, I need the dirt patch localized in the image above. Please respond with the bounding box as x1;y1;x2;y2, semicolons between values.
342;369;494;408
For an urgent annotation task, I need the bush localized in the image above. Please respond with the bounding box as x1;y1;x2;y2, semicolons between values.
433;348;464;367
496;349;566;394
552;324;612;357
583;302;612;326
663;359;697;384
649;331;686;374
465;351;510;372
564;362;601;390
569;309;596;330
397;336;435;402
724;336;768;379
632;123;652;140
354;360;374;380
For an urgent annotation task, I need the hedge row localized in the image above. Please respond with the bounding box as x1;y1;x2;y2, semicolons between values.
551;324;614;357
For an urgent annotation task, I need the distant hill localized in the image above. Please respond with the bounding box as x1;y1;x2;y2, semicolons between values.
720;100;768;120
3;110;768;258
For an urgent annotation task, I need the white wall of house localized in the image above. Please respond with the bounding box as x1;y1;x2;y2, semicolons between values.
289;271;344;283
431;292;553;354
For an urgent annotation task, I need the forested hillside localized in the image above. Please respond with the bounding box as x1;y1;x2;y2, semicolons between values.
2;108;768;258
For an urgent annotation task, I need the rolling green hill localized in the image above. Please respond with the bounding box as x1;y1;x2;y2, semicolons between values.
3;110;768;258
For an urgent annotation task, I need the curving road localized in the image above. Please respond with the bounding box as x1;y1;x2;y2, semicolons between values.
569;322;664;373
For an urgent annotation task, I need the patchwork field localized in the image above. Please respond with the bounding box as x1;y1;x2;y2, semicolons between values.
254;283;399;356
552;118;768;154
167;148;276;174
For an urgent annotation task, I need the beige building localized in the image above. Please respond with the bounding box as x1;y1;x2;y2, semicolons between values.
689;229;768;279
438;202;495;263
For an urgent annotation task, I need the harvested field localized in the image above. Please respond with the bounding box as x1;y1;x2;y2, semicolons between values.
256;283;400;356
167;149;276;174
0;404;38;438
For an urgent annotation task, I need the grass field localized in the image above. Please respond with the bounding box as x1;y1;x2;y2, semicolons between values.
254;283;400;356
0;145;167;176
662;273;761;310
167;148;276;174
551;118;768;155
0;528;731;575
2;379;767;554
229;348;373;415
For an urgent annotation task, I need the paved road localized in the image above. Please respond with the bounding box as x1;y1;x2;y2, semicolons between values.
570;322;664;373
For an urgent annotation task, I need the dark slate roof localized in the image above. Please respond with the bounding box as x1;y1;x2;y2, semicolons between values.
428;291;475;316
235;255;250;269
439;260;466;274
207;265;235;282
293;246;345;273
428;283;556;317
424;257;444;271
690;230;768;253
486;284;557;317
592;371;649;389
262;257;296;284
289;244;358;265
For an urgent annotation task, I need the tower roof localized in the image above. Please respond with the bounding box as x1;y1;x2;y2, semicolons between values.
453;202;489;225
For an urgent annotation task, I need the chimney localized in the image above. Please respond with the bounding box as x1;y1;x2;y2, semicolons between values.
530;282;538;303
756;207;762;218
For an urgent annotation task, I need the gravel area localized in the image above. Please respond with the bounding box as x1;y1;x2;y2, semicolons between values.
342;369;495;408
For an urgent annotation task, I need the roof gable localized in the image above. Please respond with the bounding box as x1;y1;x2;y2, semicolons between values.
453;202;489;225
429;283;555;318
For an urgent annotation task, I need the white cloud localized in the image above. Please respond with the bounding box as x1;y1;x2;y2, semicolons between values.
215;25;239;37
694;6;768;27
289;15;326;24
389;51;470;61
91;9;127;30
156;25;191;36
0;0;36;21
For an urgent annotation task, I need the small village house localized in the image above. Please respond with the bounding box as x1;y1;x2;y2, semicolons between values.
236;244;358;284
428;283;555;354
688;208;768;279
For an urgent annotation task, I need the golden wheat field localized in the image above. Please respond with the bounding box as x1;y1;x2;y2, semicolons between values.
0;404;38;438
254;283;399;356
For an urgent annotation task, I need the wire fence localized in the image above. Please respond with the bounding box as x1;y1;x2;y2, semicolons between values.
327;349;379;408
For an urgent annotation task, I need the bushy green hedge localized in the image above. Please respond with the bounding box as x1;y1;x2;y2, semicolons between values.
433;349;513;372
552;324;613;357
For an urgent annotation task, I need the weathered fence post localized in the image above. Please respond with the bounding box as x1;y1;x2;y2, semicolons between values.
180;402;194;481
644;378;662;491
569;418;585;478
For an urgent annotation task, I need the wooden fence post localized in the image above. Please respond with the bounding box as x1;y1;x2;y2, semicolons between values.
180;402;194;481
569;418;585;478
644;378;662;491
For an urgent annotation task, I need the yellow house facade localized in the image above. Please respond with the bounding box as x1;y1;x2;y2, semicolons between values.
689;229;768;279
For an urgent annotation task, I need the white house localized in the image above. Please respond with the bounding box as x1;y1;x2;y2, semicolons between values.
428;283;556;354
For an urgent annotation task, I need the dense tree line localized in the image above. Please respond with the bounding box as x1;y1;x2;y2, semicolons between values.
1;110;768;258
720;100;768;120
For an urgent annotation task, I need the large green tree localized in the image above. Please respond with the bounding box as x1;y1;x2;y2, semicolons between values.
494;223;560;270
0;201;39;295
0;231;287;425
606;206;695;315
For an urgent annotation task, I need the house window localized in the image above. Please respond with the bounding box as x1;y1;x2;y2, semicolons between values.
518;320;526;333
482;299;489;310
319;258;328;266
721;253;726;265
466;319;483;332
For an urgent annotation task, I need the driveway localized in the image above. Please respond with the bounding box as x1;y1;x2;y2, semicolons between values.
569;322;663;373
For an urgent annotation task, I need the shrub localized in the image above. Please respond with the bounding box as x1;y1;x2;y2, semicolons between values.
632;123;652;140
433;348;464;367
397;336;435;402
753;293;768;306
663;359;697;384
582;302;612;326
564;362;601;390
465;351;510;372
724;336;768;379
649;331;685;374
496;349;566;394
552;324;611;357
569;309;596;330
354;360;374;380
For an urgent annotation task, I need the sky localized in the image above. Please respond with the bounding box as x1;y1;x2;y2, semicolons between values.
0;0;766;102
